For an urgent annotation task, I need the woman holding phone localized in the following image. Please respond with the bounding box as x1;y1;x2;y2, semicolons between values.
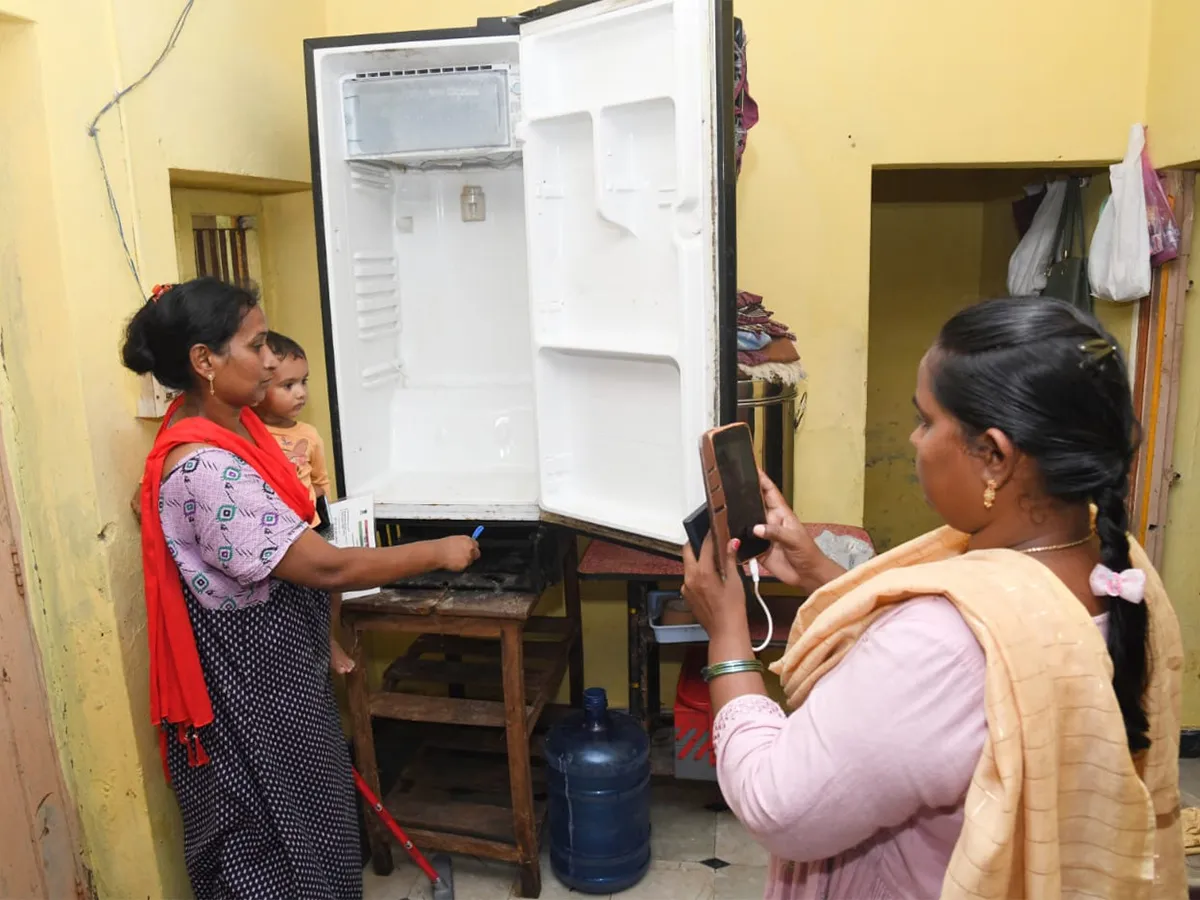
681;297;1185;899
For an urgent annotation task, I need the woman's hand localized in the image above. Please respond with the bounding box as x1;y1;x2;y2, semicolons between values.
682;534;750;637
753;470;845;595
434;536;481;572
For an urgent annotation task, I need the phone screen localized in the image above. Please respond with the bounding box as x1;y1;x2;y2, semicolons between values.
712;427;771;561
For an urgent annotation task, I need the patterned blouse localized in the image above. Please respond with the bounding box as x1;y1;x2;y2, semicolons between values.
159;448;309;610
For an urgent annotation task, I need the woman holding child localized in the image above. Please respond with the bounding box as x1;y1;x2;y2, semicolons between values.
682;297;1187;899
122;277;478;900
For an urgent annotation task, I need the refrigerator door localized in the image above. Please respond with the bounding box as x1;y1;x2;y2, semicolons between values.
519;0;736;552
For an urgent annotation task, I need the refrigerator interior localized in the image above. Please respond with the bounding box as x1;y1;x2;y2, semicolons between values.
309;0;722;547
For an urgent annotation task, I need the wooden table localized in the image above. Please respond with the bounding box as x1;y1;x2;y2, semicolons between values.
577;524;873;733
343;544;583;899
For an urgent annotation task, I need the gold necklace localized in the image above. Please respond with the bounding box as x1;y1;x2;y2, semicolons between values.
1020;533;1094;555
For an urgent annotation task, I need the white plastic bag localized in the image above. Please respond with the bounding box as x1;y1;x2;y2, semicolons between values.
1007;181;1067;296
1089;125;1152;302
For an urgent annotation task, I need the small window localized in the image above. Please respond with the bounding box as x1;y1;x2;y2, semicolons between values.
192;214;255;286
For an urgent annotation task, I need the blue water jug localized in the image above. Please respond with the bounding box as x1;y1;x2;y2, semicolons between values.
544;687;651;894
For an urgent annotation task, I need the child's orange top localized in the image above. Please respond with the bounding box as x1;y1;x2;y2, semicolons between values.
264;422;330;528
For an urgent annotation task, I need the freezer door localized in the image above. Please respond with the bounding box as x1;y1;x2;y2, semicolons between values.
519;0;735;552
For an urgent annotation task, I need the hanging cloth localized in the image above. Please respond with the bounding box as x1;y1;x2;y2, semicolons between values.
733;17;759;177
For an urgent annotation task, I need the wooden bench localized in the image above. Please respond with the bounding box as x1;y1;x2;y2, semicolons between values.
343;544;583;898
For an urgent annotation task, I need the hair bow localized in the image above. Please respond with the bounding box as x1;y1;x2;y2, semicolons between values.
1088;565;1147;604
149;283;174;303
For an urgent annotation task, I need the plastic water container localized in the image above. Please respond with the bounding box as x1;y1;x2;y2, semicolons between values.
544;688;651;894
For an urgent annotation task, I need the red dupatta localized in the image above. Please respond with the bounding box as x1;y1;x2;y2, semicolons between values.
141;396;315;774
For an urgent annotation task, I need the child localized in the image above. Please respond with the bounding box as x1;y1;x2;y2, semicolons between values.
255;331;354;676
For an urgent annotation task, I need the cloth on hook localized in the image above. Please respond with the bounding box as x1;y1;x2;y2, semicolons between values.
733;18;759;177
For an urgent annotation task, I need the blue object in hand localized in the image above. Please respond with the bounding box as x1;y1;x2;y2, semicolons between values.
471;526;484;540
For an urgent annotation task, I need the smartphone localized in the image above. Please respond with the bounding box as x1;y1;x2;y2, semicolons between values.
699;423;771;563
682;504;710;559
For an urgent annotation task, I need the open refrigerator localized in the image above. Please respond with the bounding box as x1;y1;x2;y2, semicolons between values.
304;0;738;554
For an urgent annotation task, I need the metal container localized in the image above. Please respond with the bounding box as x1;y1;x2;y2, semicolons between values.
737;379;806;506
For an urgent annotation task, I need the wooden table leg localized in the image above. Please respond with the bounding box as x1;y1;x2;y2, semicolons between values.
647;632;661;734
345;626;393;876
562;538;585;708
627;580;650;730
501;622;541;898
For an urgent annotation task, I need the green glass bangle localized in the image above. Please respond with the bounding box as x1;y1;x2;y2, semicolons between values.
701;659;764;683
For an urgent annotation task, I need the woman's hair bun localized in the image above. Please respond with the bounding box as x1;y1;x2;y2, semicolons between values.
119;278;258;392
121;301;159;375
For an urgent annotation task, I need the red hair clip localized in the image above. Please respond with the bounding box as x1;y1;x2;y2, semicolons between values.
149;283;174;303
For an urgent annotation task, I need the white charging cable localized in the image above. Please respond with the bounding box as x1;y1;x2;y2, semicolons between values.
748;558;773;654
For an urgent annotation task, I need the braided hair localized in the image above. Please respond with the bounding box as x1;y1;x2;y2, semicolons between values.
930;297;1147;752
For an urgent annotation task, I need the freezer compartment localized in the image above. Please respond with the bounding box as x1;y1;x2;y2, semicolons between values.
344;67;515;158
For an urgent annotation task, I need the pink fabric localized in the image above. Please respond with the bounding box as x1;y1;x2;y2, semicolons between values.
713;596;1110;900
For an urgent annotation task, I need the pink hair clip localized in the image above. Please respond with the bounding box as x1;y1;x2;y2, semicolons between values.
1088;565;1146;604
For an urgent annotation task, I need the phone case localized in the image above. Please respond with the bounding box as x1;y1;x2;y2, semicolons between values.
682;504;710;558
699;423;748;560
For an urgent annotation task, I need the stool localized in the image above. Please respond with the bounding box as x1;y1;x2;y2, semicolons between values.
343;546;583;899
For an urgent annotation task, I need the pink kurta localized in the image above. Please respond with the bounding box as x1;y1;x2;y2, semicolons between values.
713;595;1109;900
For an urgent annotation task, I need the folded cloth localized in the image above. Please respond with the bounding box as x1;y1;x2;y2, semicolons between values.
737;330;772;351
738;337;800;368
737;291;796;341
738;359;807;385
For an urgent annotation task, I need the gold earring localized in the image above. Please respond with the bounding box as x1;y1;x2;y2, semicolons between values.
207;373;216;396
983;479;997;510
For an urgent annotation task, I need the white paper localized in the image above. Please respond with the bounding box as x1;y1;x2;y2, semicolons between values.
327;495;380;599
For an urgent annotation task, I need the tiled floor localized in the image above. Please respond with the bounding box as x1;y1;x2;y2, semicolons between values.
362;780;766;900
1181;758;1200;889
365;762;1200;900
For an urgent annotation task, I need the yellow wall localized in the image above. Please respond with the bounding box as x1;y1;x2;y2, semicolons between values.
863;173;1136;551
0;1;325;897
865;199;994;550
1147;0;1200;167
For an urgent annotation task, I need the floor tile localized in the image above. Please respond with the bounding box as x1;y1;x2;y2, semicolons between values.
1181;758;1200;808
618;861;715;900
362;863;422;900
715;813;769;868
408;856;514;900
527;850;610;900
713;865;767;900
651;784;719;862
